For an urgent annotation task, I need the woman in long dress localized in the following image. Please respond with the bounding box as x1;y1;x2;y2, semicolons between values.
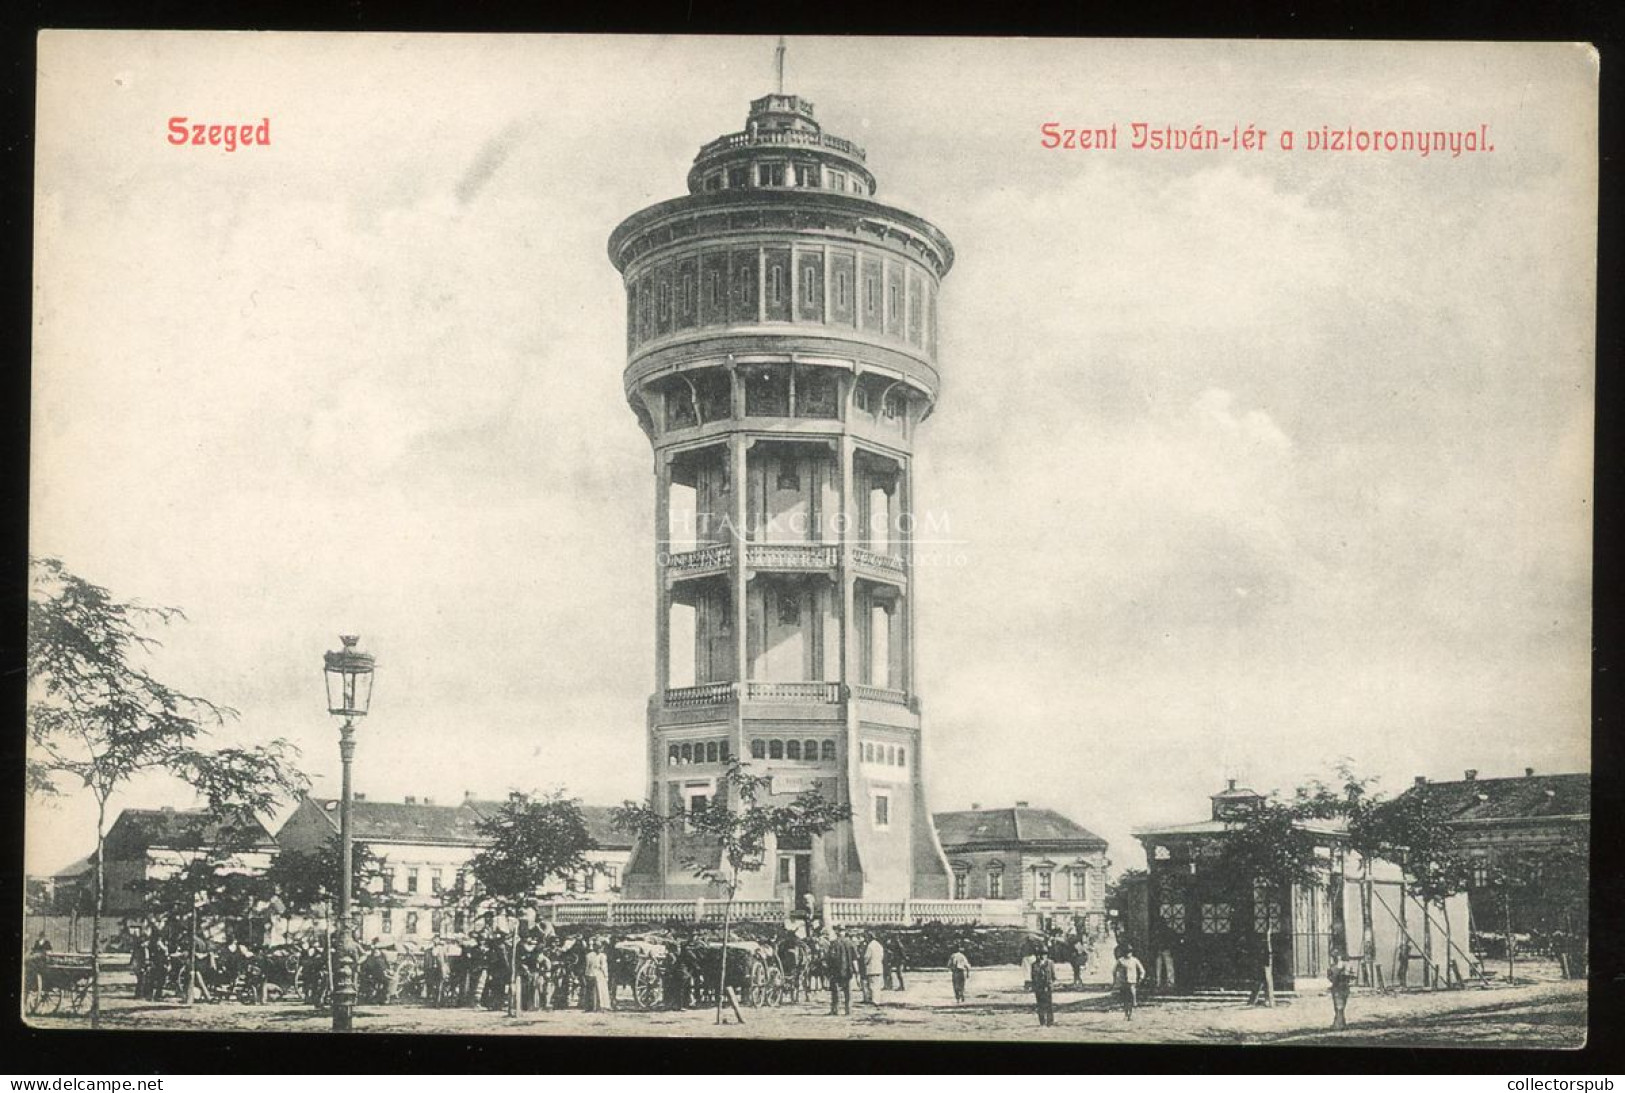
589;939;613;1011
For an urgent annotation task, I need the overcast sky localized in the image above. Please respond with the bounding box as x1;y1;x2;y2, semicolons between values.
29;34;1595;877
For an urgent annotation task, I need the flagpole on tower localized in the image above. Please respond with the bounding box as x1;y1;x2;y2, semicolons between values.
775;36;786;93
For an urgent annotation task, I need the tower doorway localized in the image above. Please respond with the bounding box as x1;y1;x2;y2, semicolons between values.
776;851;813;906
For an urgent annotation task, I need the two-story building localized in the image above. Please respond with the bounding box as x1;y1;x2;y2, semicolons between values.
933;803;1111;934
274;793;634;941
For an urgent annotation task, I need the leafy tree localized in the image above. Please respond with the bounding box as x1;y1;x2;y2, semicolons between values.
26;556;308;1024
1296;763;1385;986
467;791;599;1016
1368;789;1473;987
1216;797;1325;1006
263;834;393;933
613;760;850;1025
26;878;55;917
1479;843;1588;981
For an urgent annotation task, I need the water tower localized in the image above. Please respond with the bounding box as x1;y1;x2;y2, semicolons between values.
608;53;955;903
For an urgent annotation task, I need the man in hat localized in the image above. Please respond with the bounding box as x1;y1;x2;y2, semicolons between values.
1031;946;1058;1026
824;926;857;1015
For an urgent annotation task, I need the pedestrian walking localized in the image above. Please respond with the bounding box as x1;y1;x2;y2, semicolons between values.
1070;933;1087;988
1113;944;1147;1021
1031;949;1057;1026
861;931;885;1004
824;927;857;1015
885;934;909;991
947;948;971;1003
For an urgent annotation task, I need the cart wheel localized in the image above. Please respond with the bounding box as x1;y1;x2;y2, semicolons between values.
746;962;769;1007
764;966;784;1008
44;986;65;1015
69;978;91;1014
633;962;664;1010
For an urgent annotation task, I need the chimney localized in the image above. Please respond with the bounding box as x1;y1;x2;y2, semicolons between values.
464;790;475;801
1464;770;1477;782
971;803;980;810
424;797;435;806
1016;801;1030;808
1413;776;1426;788
405;795;417;805
1525;767;1536;778
1226;778;1237;791
354;793;366;801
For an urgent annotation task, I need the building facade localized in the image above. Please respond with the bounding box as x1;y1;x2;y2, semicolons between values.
1135;782;1470;993
934;804;1111;933
99;807;278;916
274;794;633;941
608;82;956;902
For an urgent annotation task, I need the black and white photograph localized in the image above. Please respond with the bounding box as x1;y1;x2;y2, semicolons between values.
23;33;1596;1052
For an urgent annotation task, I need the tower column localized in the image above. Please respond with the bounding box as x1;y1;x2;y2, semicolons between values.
655;452;673;695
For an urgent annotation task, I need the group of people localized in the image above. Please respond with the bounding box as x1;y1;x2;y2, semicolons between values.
816;926;910;1015
1020;933;1147;1026
127;921;270;1004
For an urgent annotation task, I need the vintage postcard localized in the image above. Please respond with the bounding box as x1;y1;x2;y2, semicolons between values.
24;33;1595;1050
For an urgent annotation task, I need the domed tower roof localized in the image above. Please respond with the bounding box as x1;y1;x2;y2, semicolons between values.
685;92;877;197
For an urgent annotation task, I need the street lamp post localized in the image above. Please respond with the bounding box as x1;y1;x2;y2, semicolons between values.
324;634;376;1033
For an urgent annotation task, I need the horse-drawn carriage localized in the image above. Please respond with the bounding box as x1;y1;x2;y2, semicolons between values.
24;954;98;1016
688;938;784;1008
610;934;674;1010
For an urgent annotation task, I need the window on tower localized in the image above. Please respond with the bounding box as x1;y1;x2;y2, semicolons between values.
821;740;837;761
804;739;818;761
769;739;784;760
768;266;783;307
751;739;766;760
835;270;850;309
728;166;749;189
786;740;801;761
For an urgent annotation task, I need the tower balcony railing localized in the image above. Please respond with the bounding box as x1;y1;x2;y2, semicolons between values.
745;543;837;570
697;129;867;161
664;545;732;576
743;681;842;704
852;547;906;576
664;682;736;708
851;683;909;706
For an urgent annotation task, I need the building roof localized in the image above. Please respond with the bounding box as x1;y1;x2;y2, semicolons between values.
300;796;635;850
1134;817;1346;840
302;797;488;845
51;854;94;880
103;807;277;857
1396;772;1590;824
933;806;1107;851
